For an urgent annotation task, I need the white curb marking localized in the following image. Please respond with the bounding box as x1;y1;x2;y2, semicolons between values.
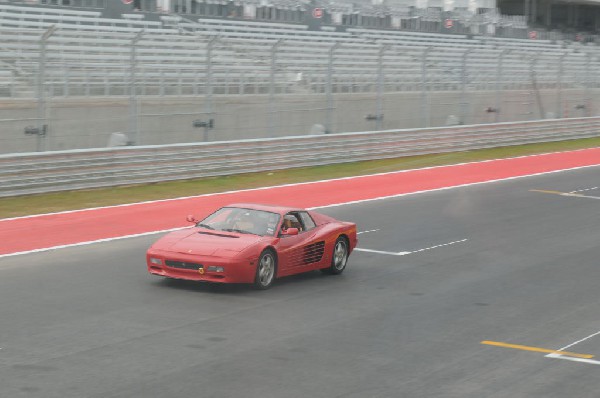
0;227;187;259
355;239;468;257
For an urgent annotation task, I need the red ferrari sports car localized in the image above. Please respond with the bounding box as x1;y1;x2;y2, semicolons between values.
146;203;357;289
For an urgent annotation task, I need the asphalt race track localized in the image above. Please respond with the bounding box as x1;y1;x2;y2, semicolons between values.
1;166;600;398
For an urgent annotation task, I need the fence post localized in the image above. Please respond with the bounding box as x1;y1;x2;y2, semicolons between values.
325;42;340;134
494;49;509;123
63;65;69;98
556;52;567;118
204;36;218;141
529;55;544;119
420;46;431;127
37;25;57;152
460;48;473;125
584;52;591;117
129;30;144;145
268;39;283;138
376;44;388;130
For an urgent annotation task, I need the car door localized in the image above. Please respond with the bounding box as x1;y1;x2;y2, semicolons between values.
297;211;326;269
277;212;321;274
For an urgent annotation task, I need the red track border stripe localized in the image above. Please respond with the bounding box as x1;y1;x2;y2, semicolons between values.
1;148;599;256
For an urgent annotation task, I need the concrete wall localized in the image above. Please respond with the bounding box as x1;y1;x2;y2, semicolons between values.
0;88;594;154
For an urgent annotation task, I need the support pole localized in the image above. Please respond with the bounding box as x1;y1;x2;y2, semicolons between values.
37;24;57;152
420;47;432;127
129;30;144;145
204;36;218;141
494;49;509;123
325;42;340;134
556;52;567;118
460;49;473;125
268;39;283;138
530;55;545;119
584;52;591;117
376;44;387;130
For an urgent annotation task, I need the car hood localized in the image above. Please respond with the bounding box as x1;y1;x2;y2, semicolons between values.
152;228;263;256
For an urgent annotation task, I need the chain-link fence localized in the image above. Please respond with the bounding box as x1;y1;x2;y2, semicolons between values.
1;25;599;154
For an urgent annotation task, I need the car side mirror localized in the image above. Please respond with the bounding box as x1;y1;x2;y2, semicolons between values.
282;227;299;236
186;215;197;224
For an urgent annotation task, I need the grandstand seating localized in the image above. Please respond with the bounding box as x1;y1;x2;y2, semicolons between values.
0;4;102;18
0;4;164;30
0;3;595;99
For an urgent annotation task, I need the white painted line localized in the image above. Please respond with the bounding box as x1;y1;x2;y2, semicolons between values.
2;148;599;222
411;239;469;253
562;193;600;200
0;227;187;260
569;187;599;194
554;330;600;353
546;354;600;366
1;163;483;222
357;229;380;235
310;164;600;210
531;189;600;200
355;239;468;257
545;330;600;366
354;248;411;256
2;156;599;258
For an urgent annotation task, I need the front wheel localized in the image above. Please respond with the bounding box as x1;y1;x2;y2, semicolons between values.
254;250;277;290
322;237;349;275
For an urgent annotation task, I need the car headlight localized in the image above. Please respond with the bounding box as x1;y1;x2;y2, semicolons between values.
207;266;225;273
149;257;163;265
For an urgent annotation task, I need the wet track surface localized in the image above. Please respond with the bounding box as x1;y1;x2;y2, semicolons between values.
1;166;600;397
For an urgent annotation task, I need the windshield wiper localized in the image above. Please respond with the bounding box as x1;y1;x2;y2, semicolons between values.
222;228;259;236
197;223;214;230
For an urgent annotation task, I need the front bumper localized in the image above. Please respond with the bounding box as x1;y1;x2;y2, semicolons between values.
146;249;256;284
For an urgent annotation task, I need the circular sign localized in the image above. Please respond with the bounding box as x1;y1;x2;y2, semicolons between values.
312;8;323;19
528;30;537;40
122;0;133;4
444;19;453;29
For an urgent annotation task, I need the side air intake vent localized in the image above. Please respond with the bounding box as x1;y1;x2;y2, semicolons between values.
303;241;325;264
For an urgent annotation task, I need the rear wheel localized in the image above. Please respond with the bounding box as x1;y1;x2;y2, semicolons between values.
322;237;349;275
254;250;277;290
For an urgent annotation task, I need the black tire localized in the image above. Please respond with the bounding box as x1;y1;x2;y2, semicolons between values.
254;249;277;290
323;237;349;275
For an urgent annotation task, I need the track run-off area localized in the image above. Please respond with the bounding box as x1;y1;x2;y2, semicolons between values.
1;147;600;397
1;147;600;257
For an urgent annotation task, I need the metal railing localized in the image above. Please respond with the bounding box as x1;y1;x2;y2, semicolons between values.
1;116;599;197
3;24;599;155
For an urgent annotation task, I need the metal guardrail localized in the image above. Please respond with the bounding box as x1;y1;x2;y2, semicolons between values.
1;117;600;197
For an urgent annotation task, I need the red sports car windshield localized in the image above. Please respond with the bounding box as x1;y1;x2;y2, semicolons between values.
197;207;281;237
